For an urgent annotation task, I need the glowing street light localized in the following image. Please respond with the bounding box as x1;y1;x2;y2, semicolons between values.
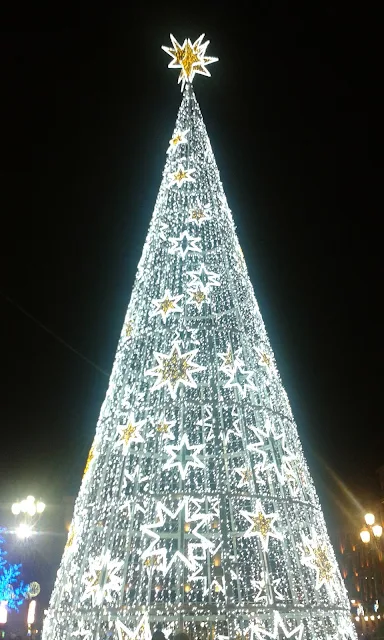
365;513;375;526
360;528;371;544
16;523;33;540
372;524;383;538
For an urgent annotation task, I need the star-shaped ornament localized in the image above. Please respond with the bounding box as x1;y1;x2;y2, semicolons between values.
234;466;253;488
81;551;123;606
186;263;220;291
151;289;183;323
251;570;285;605
187;202;211;226
241;500;282;552
224;363;256;399
247;418;296;486
145;341;205;399
163;432;205;479
169;164;195;188
150;414;176;440
255;346;275;376
162;33;218;90
168;230;201;259
186;284;209;312
301;529;336;590
141;499;212;575
218;343;244;373
115;412;146;456
173;325;200;349
167;129;189;154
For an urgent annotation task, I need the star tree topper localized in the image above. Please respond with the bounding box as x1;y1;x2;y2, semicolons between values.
162;34;218;90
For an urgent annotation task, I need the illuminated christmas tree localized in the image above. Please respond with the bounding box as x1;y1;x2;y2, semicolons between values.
42;35;357;640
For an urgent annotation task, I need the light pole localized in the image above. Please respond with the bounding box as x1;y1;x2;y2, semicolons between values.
359;511;383;607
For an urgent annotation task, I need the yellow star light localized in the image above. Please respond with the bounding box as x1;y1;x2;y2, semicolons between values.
122;423;136;445
145;342;205;399
162;34;218;90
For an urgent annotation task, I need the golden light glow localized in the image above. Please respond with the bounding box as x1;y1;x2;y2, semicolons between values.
192;288;206;304
157;421;170;434
372;524;383;538
173;168;188;182
125;321;133;338
365;513;375;526
162;34;218;89
360;528;371;544
121;423;136;445
252;513;272;538
313;546;333;582
160;297;175;314
83;444;95;478
191;209;206;222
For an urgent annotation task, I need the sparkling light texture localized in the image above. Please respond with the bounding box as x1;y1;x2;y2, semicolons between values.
42;79;357;640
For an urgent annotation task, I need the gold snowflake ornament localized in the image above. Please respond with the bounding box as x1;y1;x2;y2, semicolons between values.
162;34;218;90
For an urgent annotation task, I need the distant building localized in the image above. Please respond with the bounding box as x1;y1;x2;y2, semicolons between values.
338;467;384;635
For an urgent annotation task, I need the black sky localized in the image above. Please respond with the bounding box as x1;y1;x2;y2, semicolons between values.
1;6;382;530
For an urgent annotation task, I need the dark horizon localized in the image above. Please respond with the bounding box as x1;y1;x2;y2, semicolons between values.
1;8;381;540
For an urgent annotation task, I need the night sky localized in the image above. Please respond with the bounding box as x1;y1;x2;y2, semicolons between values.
1;7;381;538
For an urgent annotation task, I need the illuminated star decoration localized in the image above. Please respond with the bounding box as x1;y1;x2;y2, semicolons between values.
255;346;275;376
234;466;253;488
241;500;282;552
224;363;256;399
186;283;209;312
186;263;220;290
115;412;146;456
151;289;183;323
301;529;336;590
167;128;189;154
145;341;205;399
247;418;296;486
163;432;205;479
187;202;211;226
81;551;123;606
168;230;202;259
162;33;218;90
115;616;151;640
169;164;195;188
123;464;149;488
141;499;213;575
149;414;176;440
218;343;244;373
251;570;284;605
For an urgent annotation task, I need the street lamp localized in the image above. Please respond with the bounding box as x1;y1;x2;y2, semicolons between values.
16;523;33;540
360;528;371;544
372;524;383;538
360;513;383;544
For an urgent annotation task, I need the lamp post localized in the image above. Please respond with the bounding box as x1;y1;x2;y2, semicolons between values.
359;511;384;606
